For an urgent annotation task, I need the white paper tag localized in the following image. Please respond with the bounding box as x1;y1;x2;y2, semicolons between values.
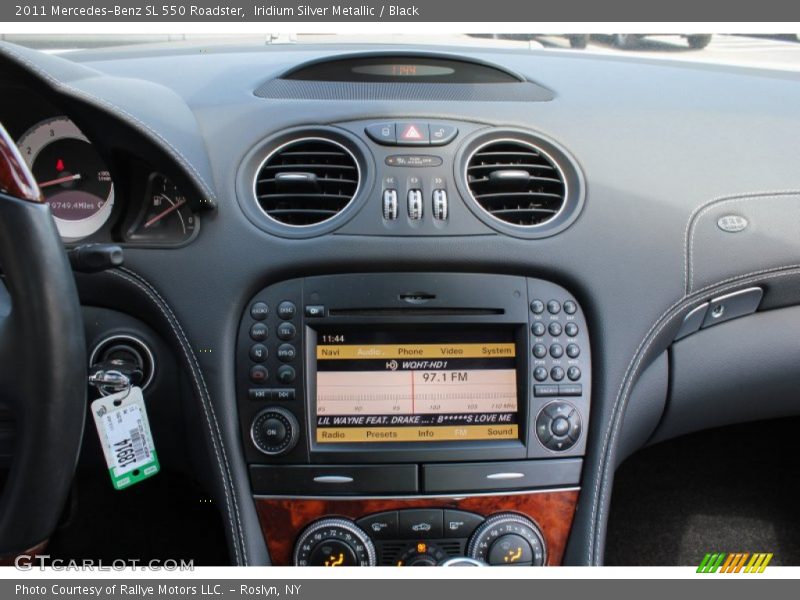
91;387;160;490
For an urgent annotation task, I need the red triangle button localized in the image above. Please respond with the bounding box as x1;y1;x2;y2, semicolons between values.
400;124;423;140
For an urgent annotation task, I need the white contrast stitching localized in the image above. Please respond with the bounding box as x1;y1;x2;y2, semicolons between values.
683;190;800;294
108;269;247;565
588;264;800;564
0;43;217;205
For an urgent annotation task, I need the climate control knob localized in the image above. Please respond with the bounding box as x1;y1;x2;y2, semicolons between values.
294;518;377;567
467;513;546;566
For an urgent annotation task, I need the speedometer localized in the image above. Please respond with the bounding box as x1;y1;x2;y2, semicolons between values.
17;116;114;242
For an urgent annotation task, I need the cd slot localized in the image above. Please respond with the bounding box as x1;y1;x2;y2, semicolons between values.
328;307;505;317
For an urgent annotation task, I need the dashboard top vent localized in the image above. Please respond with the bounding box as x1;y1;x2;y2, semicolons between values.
465;139;567;227
254;138;360;227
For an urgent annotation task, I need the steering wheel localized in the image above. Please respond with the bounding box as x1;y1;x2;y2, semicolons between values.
0;122;86;558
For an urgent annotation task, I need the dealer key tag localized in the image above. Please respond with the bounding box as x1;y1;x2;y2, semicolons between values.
91;387;160;490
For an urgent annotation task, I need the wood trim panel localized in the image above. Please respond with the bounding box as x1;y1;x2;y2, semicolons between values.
255;490;578;566
0;122;41;203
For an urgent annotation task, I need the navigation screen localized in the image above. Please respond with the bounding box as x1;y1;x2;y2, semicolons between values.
314;327;520;444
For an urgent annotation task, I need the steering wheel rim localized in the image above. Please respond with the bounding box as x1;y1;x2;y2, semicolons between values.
0;121;86;557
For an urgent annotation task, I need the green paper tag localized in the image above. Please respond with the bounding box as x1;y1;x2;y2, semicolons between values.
91;387;160;490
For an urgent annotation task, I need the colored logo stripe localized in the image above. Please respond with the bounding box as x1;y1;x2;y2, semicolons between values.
697;552;773;573
745;553;773;573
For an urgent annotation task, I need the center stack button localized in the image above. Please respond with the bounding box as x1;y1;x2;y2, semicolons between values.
399;509;443;539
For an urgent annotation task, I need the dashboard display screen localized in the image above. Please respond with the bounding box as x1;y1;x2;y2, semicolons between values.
351;64;456;78
314;327;519;444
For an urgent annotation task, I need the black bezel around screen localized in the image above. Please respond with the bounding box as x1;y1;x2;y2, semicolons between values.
306;323;529;461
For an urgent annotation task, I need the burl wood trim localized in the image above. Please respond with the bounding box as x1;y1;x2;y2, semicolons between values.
256;490;578;566
0;122;41;203
0;540;48;567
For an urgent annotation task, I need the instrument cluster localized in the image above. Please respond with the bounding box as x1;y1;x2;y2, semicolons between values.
0;85;200;246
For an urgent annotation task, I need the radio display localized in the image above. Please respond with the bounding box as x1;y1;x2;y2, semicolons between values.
313;327;520;444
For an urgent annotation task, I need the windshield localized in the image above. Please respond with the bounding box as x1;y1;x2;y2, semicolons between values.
3;33;800;71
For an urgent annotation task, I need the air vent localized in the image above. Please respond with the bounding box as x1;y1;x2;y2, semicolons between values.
254;138;360;226
466;139;567;227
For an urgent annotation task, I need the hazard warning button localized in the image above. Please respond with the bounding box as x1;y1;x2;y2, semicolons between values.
396;122;430;145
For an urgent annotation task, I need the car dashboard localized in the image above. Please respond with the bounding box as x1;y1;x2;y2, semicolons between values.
1;39;800;567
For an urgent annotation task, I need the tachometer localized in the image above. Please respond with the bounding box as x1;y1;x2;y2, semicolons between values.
17;116;114;242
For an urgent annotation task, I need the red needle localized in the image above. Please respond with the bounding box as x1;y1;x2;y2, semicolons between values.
144;198;187;228
38;173;81;188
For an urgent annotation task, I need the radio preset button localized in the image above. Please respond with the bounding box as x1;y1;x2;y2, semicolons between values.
399;509;443;539
531;322;546;337
250;302;269;320
277;343;296;362
277;301;296;320
249;344;268;363
277;322;296;341
250;322;268;341
277;365;296;384
249;365;269;384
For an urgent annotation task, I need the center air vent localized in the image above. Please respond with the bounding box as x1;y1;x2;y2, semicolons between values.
466;139;567;227
254;138;360;226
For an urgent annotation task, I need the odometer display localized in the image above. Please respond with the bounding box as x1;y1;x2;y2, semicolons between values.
17;116;114;242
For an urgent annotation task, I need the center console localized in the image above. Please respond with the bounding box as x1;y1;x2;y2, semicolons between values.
236;272;591;565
